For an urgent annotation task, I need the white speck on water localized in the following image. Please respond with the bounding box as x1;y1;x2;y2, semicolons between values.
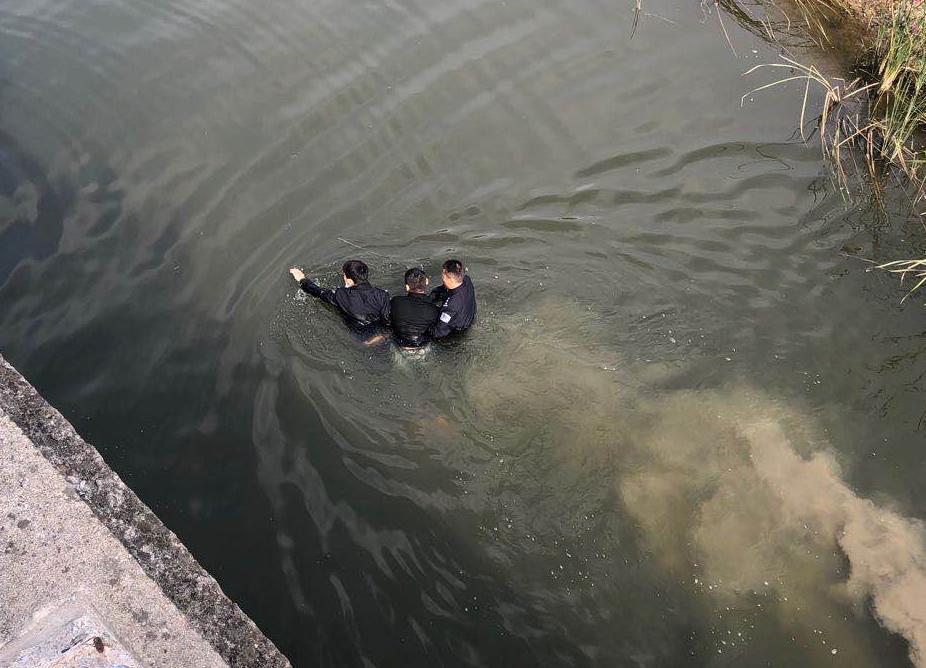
832;649;838;655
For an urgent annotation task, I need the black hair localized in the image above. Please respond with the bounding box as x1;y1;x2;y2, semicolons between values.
342;259;369;283
442;259;464;278
404;267;428;293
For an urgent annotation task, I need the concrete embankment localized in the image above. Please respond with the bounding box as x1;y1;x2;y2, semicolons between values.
0;354;291;667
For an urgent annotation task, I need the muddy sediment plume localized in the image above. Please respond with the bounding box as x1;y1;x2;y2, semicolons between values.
465;299;926;667
624;390;926;666
745;417;926;667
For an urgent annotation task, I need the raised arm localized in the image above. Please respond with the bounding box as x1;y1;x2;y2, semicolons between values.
290;267;338;307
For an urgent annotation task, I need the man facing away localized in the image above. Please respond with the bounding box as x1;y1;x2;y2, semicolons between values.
384;267;440;349
289;259;390;329
429;258;476;339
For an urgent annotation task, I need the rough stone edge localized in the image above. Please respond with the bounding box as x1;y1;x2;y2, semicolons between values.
0;354;291;668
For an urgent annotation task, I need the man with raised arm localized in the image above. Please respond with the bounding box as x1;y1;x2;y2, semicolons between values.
289;259;390;328
429;258;476;339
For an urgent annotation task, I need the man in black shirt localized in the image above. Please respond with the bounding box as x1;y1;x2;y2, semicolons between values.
364;267;439;349
430;258;476;339
289;259;390;329
389;267;440;348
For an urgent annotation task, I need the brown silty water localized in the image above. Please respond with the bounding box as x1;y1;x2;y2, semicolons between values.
2;0;926;665
467;298;926;668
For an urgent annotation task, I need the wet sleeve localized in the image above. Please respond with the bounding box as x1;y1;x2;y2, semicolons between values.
299;278;338;307
430;298;457;339
382;294;392;324
431;319;452;339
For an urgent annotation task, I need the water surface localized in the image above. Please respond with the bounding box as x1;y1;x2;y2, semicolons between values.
2;0;926;666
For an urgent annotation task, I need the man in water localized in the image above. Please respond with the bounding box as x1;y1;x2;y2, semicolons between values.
367;267;440;349
429;258;476;339
289;260;390;329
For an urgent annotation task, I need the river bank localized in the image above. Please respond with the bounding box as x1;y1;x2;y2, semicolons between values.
716;0;926;291
0;355;291;667
729;0;925;175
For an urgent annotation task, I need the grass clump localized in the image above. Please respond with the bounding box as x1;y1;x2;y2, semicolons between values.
631;0;926;296
871;3;926;173
741;0;926;181
729;0;926;296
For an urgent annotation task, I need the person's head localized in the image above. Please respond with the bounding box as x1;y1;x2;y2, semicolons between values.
404;267;429;294
342;259;369;287
441;259;464;289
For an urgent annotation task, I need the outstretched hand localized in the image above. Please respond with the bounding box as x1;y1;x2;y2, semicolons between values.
289;267;305;282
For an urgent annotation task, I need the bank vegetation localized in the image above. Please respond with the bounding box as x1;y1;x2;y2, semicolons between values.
638;0;926;297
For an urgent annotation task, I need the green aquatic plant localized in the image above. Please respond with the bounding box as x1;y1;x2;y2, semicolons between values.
872;3;926;166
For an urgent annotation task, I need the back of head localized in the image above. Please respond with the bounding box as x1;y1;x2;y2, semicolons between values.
342;259;369;283
442;259;464;279
404;267;428;293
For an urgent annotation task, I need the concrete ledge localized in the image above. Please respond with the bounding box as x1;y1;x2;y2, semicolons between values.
0;354;291;668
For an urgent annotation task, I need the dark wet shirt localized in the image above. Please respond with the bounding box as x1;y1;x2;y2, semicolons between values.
429;275;476;339
389;292;440;347
299;278;390;327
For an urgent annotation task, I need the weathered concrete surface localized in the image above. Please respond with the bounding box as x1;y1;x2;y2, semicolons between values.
0;355;291;668
0;414;226;666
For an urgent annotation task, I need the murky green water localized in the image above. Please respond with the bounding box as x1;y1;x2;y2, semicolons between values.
2;0;926;665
